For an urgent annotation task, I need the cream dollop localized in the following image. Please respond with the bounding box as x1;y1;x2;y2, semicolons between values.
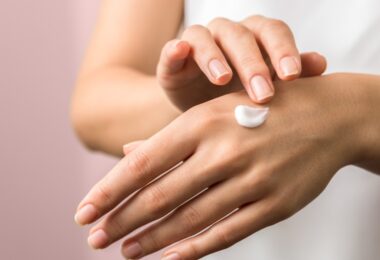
234;105;269;128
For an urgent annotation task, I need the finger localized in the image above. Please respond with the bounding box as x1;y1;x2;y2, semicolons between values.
157;39;191;81
89;147;239;249
208;18;274;103
74;116;199;227
122;140;144;155
299;52;327;77
181;25;233;85
120;173;265;259
242;15;301;81
162;196;283;260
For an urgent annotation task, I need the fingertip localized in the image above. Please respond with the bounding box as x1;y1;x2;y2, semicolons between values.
278;56;302;81
208;59;233;85
212;70;233;86
312;52;328;72
74;204;99;226
300;52;328;77
87;229;109;250
252;94;273;104
249;75;275;103
168;40;191;60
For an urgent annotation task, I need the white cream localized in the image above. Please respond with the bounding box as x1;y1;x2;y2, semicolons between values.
234;105;269;128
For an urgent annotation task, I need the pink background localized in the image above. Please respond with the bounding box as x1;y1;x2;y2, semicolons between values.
0;1;158;259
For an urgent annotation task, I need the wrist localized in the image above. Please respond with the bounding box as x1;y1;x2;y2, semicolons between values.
339;73;380;166
353;74;380;167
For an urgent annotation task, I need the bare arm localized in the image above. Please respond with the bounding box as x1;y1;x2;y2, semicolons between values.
70;0;183;156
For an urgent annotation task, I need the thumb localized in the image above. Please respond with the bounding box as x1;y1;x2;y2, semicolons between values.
156;39;191;89
300;52;327;77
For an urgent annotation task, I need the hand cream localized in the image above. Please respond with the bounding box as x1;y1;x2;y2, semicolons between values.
234;105;269;128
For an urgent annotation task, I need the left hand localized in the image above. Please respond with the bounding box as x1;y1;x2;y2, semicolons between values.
75;73;370;259
157;16;327;110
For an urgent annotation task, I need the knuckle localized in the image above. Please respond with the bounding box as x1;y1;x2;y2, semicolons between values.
226;22;250;37
141;185;168;217
183;24;208;37
186;104;218;133
126;150;151;181
263;19;290;32
244;172;272;195
103;215;125;239
141;231;161;251
93;181;112;205
211;143;249;172
187;240;200;257
179;205;203;230
212;226;235;249
208;16;230;28
271;194;296;221
241;15;266;30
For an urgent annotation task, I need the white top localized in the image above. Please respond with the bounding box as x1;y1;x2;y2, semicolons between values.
184;1;380;259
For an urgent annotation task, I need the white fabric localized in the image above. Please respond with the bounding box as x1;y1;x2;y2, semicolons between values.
184;1;380;259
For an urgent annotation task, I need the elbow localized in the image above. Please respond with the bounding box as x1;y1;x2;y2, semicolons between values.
70;85;101;152
70;107;98;152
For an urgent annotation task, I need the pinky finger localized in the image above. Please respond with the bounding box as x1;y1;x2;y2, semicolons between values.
161;198;282;260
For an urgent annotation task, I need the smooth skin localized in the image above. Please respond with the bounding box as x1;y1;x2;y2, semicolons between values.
75;73;380;260
70;0;325;156
158;16;327;111
71;0;379;259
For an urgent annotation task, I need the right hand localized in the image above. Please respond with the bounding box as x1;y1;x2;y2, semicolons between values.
157;15;327;111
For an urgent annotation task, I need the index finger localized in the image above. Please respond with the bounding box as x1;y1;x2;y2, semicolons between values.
74;116;199;226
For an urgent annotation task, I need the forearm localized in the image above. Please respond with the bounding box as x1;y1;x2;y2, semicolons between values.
353;74;380;173
70;66;180;157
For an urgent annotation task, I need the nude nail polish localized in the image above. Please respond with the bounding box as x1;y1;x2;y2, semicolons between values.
280;56;299;77
87;229;109;249
162;252;182;260
209;59;229;80
74;204;98;225
122;241;143;259
250;75;273;101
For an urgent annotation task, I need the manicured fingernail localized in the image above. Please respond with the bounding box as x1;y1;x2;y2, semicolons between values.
87;229;109;249
122;241;143;259
280;56;299;77
250;75;273;101
162;252;182;260
75;204;98;226
209;59;229;80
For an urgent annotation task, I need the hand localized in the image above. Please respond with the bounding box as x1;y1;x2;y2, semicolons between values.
75;73;370;259
157;15;327;111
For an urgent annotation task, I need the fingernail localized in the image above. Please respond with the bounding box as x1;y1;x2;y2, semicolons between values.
87;229;109;249
280;56;299;77
250;75;273;101
209;59;229;80
162;252;182;260
122;241;143;259
74;204;98;225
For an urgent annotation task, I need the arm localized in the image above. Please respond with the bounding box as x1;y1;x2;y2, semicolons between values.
70;0;183;156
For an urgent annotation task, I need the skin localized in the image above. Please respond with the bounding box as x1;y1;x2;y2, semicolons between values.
75;73;380;259
158;15;328;111
71;1;380;259
70;0;325;156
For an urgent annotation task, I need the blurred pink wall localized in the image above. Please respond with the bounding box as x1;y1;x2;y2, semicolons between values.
0;1;158;259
